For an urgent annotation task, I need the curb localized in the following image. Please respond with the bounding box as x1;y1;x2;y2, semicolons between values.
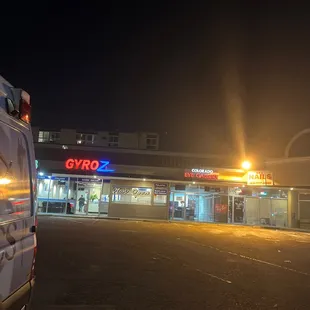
37;213;310;234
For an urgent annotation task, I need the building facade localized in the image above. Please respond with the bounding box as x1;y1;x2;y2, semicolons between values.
265;156;310;230
33;127;299;229
32;127;160;150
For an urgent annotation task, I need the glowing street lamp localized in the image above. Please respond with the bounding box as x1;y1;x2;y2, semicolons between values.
241;160;251;170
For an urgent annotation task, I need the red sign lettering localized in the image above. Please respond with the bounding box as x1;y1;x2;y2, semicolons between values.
65;158;100;171
215;204;228;214
74;159;83;169
184;172;219;180
81;160;90;170
65;159;74;169
90;160;99;170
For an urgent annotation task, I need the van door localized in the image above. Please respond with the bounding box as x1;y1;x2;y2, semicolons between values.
0;120;35;302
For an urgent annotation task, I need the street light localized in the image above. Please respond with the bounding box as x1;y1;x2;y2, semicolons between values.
241;160;251;170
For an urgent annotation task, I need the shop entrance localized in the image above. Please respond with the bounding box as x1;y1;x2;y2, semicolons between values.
170;192;199;221
37;175;112;216
70;178;110;216
169;190;228;223
75;180;101;215
170;192;186;220
245;197;288;226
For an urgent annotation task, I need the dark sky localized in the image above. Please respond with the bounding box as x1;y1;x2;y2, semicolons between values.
2;2;310;159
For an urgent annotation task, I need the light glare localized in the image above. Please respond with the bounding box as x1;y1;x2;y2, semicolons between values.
241;160;251;170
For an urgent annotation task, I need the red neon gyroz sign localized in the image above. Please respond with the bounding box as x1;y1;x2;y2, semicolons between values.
65;158;114;172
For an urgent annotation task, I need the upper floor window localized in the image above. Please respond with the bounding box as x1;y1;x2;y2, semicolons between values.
108;132;119;147
76;133;96;145
38;131;60;143
146;134;158;150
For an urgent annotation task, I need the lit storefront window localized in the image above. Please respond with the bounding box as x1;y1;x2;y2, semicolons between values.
112;186;152;205
169;184;228;222
37;176;69;213
229;187;288;227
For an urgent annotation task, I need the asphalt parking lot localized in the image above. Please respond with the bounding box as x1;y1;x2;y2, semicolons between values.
31;216;310;309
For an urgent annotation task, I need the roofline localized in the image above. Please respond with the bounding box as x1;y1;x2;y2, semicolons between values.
32;126;159;135
46;172;310;191
51;172;245;187
34;142;232;161
265;156;310;165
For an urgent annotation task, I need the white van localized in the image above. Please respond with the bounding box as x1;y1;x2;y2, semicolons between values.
0;76;37;310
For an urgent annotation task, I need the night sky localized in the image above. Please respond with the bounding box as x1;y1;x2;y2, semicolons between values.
2;2;310;159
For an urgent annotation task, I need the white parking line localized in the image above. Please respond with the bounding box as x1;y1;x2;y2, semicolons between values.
154;252;173;260
181;239;310;277
57;217;84;224
196;268;232;284
46;306;116;309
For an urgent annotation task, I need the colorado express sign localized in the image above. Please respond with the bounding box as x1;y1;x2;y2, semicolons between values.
184;168;219;180
65;158;114;172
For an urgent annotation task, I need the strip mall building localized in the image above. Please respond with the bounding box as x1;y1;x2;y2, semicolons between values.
33;127;310;229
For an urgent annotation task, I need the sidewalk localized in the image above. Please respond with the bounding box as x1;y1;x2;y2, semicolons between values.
38;213;310;234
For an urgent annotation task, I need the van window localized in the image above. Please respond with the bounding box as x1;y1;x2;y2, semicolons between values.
0;122;31;221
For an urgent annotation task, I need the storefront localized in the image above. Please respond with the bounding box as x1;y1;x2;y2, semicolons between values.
37;174;169;219
36;158;291;227
168;183;288;226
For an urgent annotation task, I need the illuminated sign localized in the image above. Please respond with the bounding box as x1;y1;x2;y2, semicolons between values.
215;204;228;214
113;187;151;198
191;168;214;174
65;159;114;173
154;183;168;195
184;168;219;180
247;171;273;186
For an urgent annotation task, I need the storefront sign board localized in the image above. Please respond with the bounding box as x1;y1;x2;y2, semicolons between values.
184;168;219;180
38;175;68;181
247;171;273;186
154;189;168;195
113;186;151;198
154;183;168;195
154;183;168;189
70;177;103;183
65;158;114;173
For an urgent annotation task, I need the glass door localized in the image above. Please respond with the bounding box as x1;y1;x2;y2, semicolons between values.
271;199;288;227
87;183;101;215
99;181;110;217
259;198;272;225
197;195;214;222
186;194;199;221
233;196;245;223
75;180;102;216
245;197;260;225
170;192;186;220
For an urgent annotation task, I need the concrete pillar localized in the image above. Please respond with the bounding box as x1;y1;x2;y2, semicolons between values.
288;190;299;228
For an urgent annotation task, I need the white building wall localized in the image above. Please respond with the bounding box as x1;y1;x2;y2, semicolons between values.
96;131;109;147
32;127;159;150
118;132;139;149
32;126;39;142
60;129;77;144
